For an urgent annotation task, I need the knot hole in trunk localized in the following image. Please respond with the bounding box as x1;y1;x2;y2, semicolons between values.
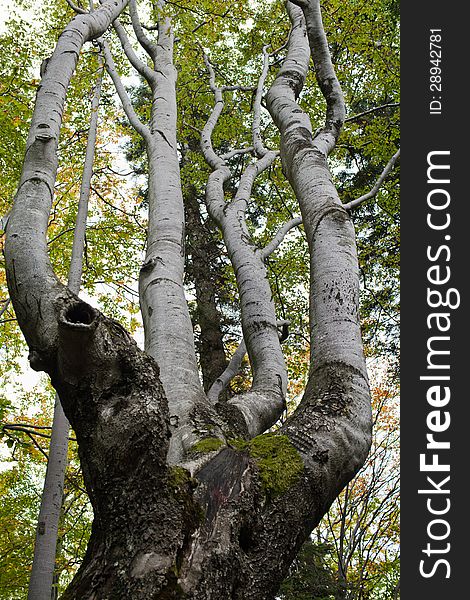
62;301;97;327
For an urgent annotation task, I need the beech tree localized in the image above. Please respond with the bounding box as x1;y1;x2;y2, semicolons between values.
3;0;399;597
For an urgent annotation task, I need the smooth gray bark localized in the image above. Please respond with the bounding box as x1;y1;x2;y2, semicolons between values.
104;1;225;463
267;1;371;500
28;397;70;600
201;53;287;437
28;61;104;600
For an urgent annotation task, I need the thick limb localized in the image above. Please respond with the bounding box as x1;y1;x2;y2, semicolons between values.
201;52;287;437
28;58;105;600
266;0;372;499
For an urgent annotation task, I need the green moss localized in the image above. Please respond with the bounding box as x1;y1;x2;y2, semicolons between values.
168;466;191;490
228;437;248;451
189;437;225;454
167;466;205;526
229;433;304;498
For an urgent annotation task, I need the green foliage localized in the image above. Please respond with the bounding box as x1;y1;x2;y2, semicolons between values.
324;0;400;370
289;379;400;600
0;383;91;597
0;463;37;598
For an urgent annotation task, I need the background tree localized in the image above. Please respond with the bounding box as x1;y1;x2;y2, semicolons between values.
1;0;399;597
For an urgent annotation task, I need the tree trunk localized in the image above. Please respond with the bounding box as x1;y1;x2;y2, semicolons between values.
28;396;69;600
4;1;372;598
184;184;228;392
335;570;348;600
28;64;103;600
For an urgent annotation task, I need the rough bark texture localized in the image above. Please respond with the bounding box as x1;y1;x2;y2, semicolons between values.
5;1;373;598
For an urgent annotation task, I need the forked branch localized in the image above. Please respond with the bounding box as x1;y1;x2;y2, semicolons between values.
200;49;288;436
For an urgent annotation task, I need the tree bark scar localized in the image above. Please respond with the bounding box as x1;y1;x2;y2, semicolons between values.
196;448;250;523
307;205;349;242
155;127;173;148
15;175;54;201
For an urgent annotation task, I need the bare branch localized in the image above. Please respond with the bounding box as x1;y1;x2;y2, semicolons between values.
345;102;400;123
208;320;290;403
220;146;253;161
207;339;246;403
298;0;345;154
68;61;104;292
200;52;228;170
2;423;77;441
252;45;271;158
200;52;256;170
343;149;400;211
0;210;9;230
65;0;87;14
129;0;158;61
200;49;290;434
101;40;152;142
260;216;303;260
2;426;50;461
0;298;11;319
233;150;279;209
113;18;157;84
222;85;256;93
206;212;302;410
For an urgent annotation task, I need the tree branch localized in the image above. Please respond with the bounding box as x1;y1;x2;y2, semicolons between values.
0;298;11;319
2;423;77;441
200;52;228;170
4;0;130;358
267;1;372;502
101;40;152;142
343;149;400;211
207;319;290;403
65;0;87;15
207;339;246;403
299;0;346;155
113;18;157;84
220;146;253;161
0;210;10;230
128;0;158;62
200;52;256;170
259;216;303;260
233;150;279;209
345;102;400;123
252;45;271;158
200;50;288;435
